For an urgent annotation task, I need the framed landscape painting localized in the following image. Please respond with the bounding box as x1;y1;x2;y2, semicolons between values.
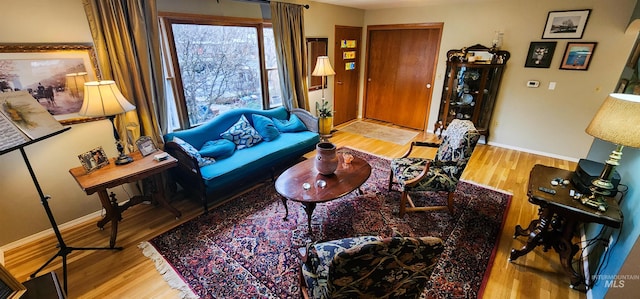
560;42;597;70
0;43;102;125
542;9;591;39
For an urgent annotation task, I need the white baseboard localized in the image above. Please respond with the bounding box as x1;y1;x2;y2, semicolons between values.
486;141;580;162
0;209;103;253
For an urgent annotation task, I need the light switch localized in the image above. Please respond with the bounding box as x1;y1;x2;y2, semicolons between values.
549;82;556;90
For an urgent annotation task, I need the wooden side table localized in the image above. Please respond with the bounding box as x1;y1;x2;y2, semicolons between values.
509;164;623;289
69;151;180;248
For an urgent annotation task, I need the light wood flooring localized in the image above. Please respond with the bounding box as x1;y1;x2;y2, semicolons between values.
3;120;584;299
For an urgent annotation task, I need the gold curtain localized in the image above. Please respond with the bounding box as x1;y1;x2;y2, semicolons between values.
82;0;167;150
270;1;310;111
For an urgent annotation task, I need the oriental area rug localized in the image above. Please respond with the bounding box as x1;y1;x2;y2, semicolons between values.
339;121;419;145
140;148;512;299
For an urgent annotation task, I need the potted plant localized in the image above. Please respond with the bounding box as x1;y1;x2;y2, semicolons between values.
316;99;332;136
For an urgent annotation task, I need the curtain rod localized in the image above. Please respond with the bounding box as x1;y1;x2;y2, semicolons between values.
219;0;310;9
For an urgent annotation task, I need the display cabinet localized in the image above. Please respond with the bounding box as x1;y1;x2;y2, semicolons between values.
434;44;510;142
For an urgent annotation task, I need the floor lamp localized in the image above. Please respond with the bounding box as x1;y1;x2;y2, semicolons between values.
0;91;121;295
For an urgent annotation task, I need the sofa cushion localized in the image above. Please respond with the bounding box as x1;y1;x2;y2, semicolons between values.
220;115;263;150
172;137;215;167
251;114;280;141
273;114;307;132
199;139;236;159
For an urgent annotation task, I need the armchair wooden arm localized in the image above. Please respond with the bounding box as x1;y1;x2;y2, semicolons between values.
400;141;441;158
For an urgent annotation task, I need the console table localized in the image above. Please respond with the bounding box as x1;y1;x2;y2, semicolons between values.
69;151;180;248
509;164;623;288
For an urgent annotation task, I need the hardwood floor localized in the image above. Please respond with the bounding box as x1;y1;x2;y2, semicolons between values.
2;120;585;299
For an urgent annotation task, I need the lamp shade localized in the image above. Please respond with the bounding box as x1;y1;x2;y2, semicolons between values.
79;80;135;117
311;56;335;77
585;93;640;148
65;72;89;99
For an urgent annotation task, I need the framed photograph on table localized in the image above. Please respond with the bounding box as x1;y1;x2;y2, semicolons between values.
136;136;158;157
542;9;591;39
560;42;597;71
0;43;101;125
78;146;110;173
525;42;557;68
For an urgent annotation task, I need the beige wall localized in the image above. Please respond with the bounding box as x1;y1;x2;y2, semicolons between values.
362;0;638;159
0;0;636;246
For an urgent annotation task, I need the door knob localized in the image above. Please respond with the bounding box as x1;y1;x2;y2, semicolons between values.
368;78;372;82
426;84;432;88
337;81;343;85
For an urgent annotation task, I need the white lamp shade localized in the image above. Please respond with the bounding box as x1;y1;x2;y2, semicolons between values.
586;93;640;148
79;80;136;117
312;56;336;77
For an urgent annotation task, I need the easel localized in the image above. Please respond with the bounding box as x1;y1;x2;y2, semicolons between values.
2;129;122;295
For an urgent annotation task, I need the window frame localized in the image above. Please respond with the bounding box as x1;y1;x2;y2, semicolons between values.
159;13;277;129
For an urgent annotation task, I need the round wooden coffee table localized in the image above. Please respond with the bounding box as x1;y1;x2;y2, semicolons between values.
275;155;371;233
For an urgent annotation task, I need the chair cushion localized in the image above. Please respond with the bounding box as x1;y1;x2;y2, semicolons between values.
199;139;236;159
391;157;460;192
302;236;381;299
172;137;215;167
220;115;262;150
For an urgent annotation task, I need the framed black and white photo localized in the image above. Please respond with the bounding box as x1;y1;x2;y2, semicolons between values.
525;42;557;68
542;9;591;39
78;146;109;173
560;42;597;70
136;136;158;157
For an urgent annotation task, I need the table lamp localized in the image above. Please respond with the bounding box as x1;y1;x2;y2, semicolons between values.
79;80;136;165
312;56;336;117
585;93;640;195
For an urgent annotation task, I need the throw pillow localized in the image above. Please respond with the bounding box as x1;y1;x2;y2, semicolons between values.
220;115;263;150
273;114;307;132
199;139;236;159
172;137;215;167
251;114;280;141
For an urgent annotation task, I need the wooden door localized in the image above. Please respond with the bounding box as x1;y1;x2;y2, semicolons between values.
364;24;442;130
333;26;362;126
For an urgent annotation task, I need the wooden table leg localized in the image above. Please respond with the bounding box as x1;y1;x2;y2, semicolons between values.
151;173;181;219
556;218;583;288
509;208;553;262
95;190;121;248
281;198;289;220
302;202;317;233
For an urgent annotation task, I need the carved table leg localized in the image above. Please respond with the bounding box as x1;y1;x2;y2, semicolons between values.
555;218;584;288
514;219;540;238
107;192;120;248
509;208;553;262
281;198;289;220
302;202;317;234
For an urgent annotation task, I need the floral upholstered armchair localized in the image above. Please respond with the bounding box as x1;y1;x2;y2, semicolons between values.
389;119;480;216
299;236;444;299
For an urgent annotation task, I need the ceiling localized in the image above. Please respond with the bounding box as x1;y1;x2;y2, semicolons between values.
310;0;487;10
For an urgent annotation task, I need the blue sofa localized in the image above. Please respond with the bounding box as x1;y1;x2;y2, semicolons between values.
164;107;320;213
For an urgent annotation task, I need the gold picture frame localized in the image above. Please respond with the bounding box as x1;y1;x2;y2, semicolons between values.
0;263;26;299
0;43;103;125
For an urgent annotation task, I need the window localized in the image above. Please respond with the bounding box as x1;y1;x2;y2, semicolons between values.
161;15;282;128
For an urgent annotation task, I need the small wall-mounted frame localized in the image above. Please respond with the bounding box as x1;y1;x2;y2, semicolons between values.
525;41;557;68
542;9;591;39
306;37;328;91
136;136;158;157
78;146;110;173
0;263;27;298
560;42;597;71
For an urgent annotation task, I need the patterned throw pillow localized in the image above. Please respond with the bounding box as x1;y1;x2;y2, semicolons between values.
220;115;263;150
172;137;215;167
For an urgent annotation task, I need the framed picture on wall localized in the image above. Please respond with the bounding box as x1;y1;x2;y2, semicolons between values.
560;42;597;70
524;41;557;68
542;9;591;39
0;43;101;125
